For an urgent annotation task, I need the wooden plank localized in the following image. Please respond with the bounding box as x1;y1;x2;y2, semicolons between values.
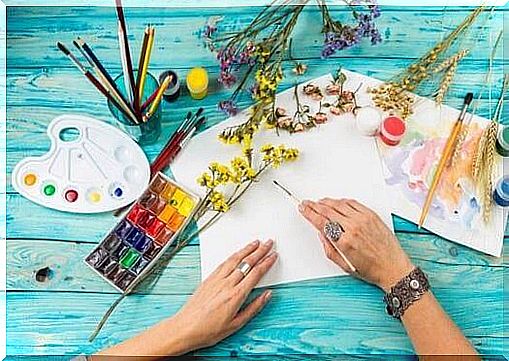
6;284;503;356
6;6;504;71
6;187;509;242
6;58;505;184
6;234;505;294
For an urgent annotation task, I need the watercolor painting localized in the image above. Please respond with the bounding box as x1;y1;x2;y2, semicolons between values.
378;106;505;257
383;123;483;229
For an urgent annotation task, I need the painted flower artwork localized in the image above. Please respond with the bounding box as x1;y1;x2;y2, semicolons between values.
382;124;484;230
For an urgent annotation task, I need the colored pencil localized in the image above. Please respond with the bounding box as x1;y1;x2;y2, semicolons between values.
57;42;138;125
140;88;159;112
135;26;150;111
418;92;474;228
115;0;136;103
138;26;155;104
141;74;173;113
73;39;139;124
142;74;172;123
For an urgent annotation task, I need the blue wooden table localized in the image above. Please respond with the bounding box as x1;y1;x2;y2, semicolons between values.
5;4;508;358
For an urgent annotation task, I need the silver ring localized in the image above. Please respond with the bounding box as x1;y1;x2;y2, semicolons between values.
324;221;343;242
237;261;252;277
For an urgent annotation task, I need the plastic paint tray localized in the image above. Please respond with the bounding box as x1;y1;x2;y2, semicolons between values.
12;114;150;213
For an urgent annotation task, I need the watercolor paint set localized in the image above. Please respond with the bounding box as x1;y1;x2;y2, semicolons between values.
12;115;150;213
85;172;200;293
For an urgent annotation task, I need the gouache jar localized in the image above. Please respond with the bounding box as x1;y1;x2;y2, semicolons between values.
379;116;406;146
496;125;509;157
108;71;162;145
186;67;209;100
159;70;180;102
493;176;509;207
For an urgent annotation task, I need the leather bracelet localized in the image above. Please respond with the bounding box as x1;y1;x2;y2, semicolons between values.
383;267;430;319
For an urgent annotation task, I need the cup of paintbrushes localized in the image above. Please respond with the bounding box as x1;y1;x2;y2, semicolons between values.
108;71;162;145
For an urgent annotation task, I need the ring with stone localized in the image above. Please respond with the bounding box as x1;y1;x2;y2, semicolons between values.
236;261;252;278
324;221;344;242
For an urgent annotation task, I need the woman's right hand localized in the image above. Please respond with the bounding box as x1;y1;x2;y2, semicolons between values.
299;198;414;292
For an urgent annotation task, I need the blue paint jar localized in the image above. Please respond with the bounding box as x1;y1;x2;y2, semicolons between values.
495;125;509;157
493;176;509;207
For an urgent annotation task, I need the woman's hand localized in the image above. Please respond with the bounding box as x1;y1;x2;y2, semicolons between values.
299;198;413;291
170;239;277;354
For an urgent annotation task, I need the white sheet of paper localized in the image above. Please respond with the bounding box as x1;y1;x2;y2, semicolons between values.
171;74;393;287
342;70;505;257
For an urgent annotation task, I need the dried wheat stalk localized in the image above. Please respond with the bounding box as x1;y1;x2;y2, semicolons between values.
433;49;469;73
472;74;508;223
435;62;458;104
476;121;498;222
452;31;502;167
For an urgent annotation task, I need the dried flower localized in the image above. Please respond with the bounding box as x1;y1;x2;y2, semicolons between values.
218;100;239;116
292;62;308;75
314;112;328;124
303;83;324;101
319;1;382;58
326;84;341;95
369;7;484;119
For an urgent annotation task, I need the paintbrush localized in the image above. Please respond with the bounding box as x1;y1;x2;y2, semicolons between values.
272;180;356;273
150;108;204;175
273;180;301;203
418;92;474;228
114;110;204;217
57;41;138;125
73;38;139;124
115;0;136;103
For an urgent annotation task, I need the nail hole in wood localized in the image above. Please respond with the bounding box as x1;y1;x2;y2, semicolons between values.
35;267;53;283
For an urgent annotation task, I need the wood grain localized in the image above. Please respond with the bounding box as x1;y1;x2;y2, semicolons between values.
6;236;505;294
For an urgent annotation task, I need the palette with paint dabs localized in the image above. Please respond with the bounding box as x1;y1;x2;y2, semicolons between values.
12;114;150;213
85;173;200;293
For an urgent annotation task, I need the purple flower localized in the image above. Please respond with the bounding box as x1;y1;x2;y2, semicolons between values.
218;100;239;116
321;5;381;58
218;71;237;88
370;28;382;45
370;5;381;18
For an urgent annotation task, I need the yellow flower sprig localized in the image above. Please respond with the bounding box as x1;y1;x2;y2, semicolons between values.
196;144;299;219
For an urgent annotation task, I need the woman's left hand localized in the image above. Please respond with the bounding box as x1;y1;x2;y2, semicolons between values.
170;239;277;354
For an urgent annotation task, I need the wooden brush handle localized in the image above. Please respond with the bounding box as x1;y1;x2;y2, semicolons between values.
418;121;463;227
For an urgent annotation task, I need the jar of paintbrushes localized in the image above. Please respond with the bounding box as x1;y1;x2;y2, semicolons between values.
108;70;163;145
57;15;172;146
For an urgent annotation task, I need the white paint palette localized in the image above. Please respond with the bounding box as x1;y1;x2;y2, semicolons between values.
12;114;150;213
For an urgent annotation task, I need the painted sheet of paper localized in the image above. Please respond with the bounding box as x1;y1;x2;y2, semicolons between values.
343;70;505;257
171;74;393;287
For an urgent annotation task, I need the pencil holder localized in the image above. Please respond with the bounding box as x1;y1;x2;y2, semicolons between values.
108;71;162;145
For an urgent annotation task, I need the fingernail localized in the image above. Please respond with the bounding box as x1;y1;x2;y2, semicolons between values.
251;240;260;247
298;203;305;212
264;290;272;300
270;251;278;260
264;239;274;247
